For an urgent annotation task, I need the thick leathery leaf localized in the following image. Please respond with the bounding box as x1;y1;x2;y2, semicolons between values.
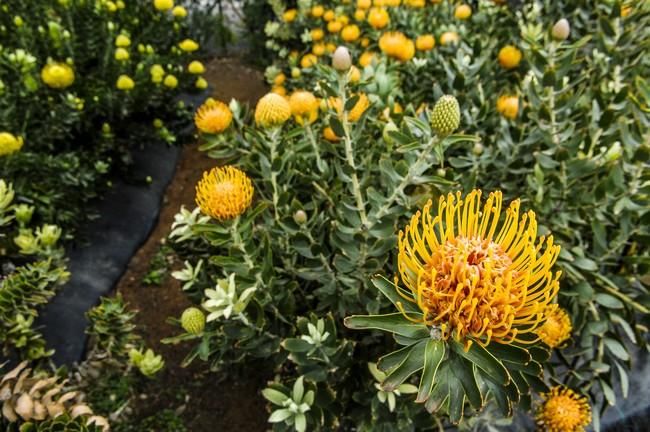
382;339;427;391
484;375;513;417
451;340;510;385
344;313;429;339
424;364;450;414
371;275;421;315
448;375;465;424
505;359;542;376
416;339;445;402
451;354;482;410
486;343;531;365
378;342;419;373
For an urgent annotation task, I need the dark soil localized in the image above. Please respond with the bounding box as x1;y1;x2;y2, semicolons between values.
115;57;269;432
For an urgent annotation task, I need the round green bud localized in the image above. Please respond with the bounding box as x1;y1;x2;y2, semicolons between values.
181;307;206;335
293;210;308;224
430;95;460;137
383;122;399;144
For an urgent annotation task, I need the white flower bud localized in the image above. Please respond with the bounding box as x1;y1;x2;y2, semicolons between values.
332;46;352;72
552;18;570;41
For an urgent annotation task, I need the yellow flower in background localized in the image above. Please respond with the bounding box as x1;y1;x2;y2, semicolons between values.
329;93;370;122
283;9;297;22
359;51;375;67
163;74;178;88
349;65;361;82
357;0;372;9
188;60;206;74
379;31;415;62
496;95;519;119
116;74;135;90
498;44;522;69
178;39;199;52
172;5;188;18
289;91;319;125
397;190;561;349
536;306;572;348
196;165;254;221
195;99;232;134
255;93;291;128
41;62;75;89
105;1;117;12
0;132;24;157
312;43;326;56
360;37;370;48
416;34;435;51
311;28;324;41
115;34;131;47
537;387;591;432
117;0;125;9
311;5;325;18
368;7;389;29
271;86;286;96
341;24;361;42
454;4;472;20
300;53;318;68
323;10;335;21
195;77;208;89
114;47;129;61
150;64;165;83
337;15;350;26
326;43;336;53
323;126;340;142
327;20;343;33
439;31;460;46
273;73;286;86
153;0;173;11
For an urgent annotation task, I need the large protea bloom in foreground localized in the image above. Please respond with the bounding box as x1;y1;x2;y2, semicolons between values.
345;190;564;423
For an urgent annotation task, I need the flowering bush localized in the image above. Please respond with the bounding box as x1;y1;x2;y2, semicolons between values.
161;0;649;430
0;0;206;230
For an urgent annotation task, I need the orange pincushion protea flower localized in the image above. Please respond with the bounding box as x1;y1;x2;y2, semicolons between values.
195;166;254;220
194;99;233;134
397;190;561;348
536;386;591;432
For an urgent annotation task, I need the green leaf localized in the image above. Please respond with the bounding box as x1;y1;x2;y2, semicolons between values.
382;339;427;391
282;338;312;353
344;313;429;339
594;294;624;309
484;375;512;417
450;354;482;410
378;342;417;372
371;275;421;315
448;376;465;424
329;117;345;137
416;339;445;403
599;379;616;406
262;388;288;405
486;343;531;365
451;340;510;385
604;338;629;361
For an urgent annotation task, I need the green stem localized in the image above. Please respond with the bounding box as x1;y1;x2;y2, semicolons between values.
338;75;368;229
305;124;323;170
592;272;650;314
268;128;281;221
370;137;437;227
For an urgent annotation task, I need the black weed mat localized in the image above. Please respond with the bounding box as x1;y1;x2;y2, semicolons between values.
38;140;182;365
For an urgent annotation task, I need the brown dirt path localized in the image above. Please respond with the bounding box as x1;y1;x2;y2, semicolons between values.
115;57;268;431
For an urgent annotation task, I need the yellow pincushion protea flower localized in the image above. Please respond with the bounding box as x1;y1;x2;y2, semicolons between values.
497;95;519;119
0;132;24;156
498;45;522;69
536;306;572;348
195;99;232;134
178;39;199;52
397;190;561;348
255;93;291;128
367;7;389;29
289;91;319;125
536;386;591;432
196;166;254;220
379;31;415;62
329;93;370;122
41;62;75;89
